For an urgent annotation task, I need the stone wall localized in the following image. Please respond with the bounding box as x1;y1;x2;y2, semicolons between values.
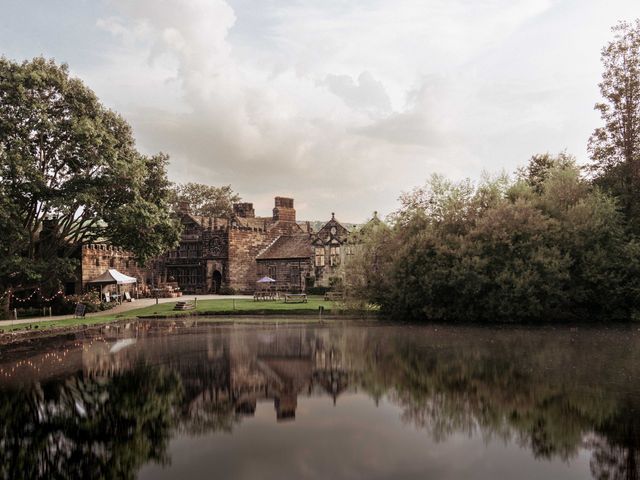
256;258;313;293
227;227;272;293
80;244;150;294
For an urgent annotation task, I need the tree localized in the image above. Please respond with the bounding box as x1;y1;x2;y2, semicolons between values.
0;57;181;306
171;183;240;217
353;156;640;322
517;152;575;193
588;20;640;230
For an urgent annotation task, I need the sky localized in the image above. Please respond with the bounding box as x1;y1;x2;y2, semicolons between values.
1;0;638;222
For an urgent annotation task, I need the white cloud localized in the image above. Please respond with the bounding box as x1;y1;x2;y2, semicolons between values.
45;0;629;221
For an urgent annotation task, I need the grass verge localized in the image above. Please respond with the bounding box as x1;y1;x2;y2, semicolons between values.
0;297;375;333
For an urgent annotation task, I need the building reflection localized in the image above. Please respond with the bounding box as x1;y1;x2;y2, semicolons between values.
71;322;359;423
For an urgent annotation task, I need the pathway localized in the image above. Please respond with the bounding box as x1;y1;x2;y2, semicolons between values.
0;294;252;327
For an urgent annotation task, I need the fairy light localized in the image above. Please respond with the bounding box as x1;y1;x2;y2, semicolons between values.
9;289;65;304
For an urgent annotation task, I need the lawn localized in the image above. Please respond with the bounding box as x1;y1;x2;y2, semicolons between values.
0;297;367;333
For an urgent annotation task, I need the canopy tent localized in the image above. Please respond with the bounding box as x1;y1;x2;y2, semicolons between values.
257;276;276;283
88;269;138;285
87;269;138;301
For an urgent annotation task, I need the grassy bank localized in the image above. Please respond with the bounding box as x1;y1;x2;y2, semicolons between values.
0;297;372;333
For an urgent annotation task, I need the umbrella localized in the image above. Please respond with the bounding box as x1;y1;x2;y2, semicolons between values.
257;276;276;283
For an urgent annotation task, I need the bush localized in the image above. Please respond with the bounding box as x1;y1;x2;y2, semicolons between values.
306;286;330;296
58;291;115;314
218;286;236;295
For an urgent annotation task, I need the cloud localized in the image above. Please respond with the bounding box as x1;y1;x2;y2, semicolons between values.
322;71;392;116
29;0;622;221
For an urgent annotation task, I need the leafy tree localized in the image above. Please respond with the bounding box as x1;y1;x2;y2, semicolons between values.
588;20;640;231
352;155;640;322
171;182;240;217
0;57;181;309
517;151;575;193
343;212;393;305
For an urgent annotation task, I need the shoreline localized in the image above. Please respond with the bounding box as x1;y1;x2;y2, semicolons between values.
0;312;377;346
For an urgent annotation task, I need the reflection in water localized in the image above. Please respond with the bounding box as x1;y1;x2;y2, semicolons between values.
0;322;639;479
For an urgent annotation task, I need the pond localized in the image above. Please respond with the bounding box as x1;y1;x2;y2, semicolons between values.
0;320;639;479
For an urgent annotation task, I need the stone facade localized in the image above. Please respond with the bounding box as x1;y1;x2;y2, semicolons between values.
155;197;351;294
311;212;351;287
72;244;150;295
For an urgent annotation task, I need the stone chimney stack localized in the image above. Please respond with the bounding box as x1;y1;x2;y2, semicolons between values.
233;202;255;218
177;200;191;213
273;197;296;222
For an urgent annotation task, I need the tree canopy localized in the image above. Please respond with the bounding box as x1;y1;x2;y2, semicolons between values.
347;154;640;322
170;182;240;217
0;57;181;298
589;19;640;231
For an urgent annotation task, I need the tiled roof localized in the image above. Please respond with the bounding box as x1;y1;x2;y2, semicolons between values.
236;216;274;229
256;234;313;260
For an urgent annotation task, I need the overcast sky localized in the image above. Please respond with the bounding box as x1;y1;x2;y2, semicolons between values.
2;0;638;221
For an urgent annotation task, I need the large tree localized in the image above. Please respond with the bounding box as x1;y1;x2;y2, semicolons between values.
588;19;640;230
0;57;181;304
171;182;240;217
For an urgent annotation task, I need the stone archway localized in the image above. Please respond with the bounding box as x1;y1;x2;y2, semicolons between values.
212;270;222;294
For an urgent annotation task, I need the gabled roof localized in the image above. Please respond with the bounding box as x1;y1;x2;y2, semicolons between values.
315;213;350;243
256;235;313;260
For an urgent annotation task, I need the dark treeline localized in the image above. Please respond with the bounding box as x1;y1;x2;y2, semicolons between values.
346;20;640;322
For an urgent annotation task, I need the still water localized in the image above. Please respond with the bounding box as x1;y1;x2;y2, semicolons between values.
0;320;639;479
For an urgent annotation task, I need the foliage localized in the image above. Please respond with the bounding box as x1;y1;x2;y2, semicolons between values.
306;286;330;295
588;19;640;232
59;290;115;314
348;155;640;321
0;57;181;305
343;213;393;304
218;285;236;295
171;182;240;217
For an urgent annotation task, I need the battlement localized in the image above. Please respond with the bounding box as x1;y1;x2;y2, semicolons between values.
233;202;255;218
82;244;126;252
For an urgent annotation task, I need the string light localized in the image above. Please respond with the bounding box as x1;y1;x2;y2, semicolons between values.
7;289;65;305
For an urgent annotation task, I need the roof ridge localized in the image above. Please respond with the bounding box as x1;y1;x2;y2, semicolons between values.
256;235;282;258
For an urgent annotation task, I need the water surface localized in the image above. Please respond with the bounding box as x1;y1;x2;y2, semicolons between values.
0;320;639;479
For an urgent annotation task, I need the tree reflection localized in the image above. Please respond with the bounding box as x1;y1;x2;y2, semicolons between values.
0;365;182;480
355;327;640;479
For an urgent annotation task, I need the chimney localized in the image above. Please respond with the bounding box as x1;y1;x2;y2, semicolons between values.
177;200;191;213
233;202;255;218
273;197;296;222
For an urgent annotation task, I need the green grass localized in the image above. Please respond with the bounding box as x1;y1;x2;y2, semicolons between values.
0;297;365;333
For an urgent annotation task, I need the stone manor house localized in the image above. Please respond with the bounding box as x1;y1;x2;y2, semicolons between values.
75;196;356;295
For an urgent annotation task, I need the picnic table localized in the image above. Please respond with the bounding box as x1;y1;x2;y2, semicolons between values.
254;291;277;301
324;291;344;301
284;293;307;303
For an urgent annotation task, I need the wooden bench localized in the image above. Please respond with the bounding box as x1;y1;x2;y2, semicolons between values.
284;293;307;303
324;292;344;301
173;301;195;311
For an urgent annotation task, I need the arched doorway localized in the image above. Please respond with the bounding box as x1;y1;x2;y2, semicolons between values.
212;270;222;294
